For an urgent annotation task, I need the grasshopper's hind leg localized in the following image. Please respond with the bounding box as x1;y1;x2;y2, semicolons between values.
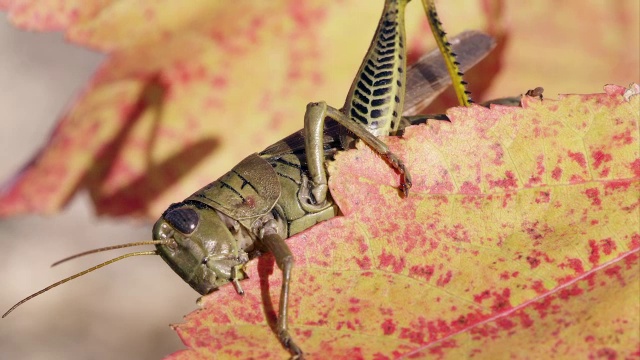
421;0;473;106
303;101;412;207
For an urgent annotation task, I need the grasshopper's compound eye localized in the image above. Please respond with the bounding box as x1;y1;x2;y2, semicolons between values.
164;207;199;234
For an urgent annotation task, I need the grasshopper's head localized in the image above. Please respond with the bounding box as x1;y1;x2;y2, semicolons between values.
153;202;241;295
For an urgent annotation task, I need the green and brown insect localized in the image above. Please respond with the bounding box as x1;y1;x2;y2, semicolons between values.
3;0;494;357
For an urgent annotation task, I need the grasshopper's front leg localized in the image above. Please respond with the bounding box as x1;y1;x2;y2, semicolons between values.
303;101;412;206
259;231;302;358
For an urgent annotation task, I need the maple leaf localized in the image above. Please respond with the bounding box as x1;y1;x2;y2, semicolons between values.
0;0;501;218
168;86;639;359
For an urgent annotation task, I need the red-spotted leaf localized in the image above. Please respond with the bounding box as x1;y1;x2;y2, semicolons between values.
167;85;639;359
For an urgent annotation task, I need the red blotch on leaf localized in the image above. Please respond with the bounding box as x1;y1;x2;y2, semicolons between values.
381;318;397;335
567;151;587;168
585;187;602;206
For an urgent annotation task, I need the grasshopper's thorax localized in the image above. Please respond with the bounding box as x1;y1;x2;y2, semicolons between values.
342;0;409;138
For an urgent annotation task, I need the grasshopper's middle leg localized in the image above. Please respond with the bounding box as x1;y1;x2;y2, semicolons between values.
260;232;302;358
303;101;412;206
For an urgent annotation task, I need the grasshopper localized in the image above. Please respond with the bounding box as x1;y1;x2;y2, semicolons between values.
3;0;495;357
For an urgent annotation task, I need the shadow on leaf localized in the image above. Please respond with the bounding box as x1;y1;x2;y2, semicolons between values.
80;74;220;216
257;254;279;334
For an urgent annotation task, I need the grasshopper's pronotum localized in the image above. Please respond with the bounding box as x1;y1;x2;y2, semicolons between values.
4;0;495;357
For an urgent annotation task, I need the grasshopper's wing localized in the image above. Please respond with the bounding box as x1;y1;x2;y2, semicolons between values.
260;119;341;161
403;30;495;115
260;30;495;160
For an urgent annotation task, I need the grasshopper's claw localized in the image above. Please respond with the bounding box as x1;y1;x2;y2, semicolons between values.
384;153;412;197
279;329;304;359
400;162;412;197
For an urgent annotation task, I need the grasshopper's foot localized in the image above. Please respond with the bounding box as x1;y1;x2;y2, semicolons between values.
279;328;304;359
230;264;247;295
525;87;544;100
298;175;329;212
384;152;412;197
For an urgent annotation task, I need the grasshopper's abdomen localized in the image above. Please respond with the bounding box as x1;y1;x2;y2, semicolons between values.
343;0;409;137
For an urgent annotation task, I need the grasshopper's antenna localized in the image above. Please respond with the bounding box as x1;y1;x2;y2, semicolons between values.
3;250;159;318
51;240;171;267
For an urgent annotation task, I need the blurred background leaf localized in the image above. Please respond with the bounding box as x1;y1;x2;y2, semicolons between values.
0;1;637;359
